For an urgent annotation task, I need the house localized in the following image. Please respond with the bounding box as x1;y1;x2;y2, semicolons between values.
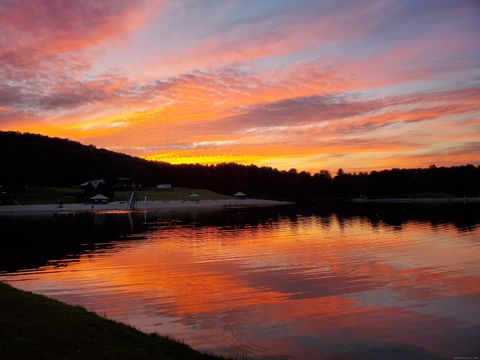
156;184;172;190
113;177;133;190
79;179;105;189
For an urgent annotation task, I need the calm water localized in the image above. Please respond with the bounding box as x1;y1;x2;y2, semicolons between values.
1;205;479;359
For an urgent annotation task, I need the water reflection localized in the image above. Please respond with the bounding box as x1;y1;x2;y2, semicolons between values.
1;205;479;359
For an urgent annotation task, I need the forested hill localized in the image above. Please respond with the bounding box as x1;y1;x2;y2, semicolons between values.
1;131;479;198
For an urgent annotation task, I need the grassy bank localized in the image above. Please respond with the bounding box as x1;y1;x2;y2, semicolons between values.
117;188;233;202
0;282;225;360
8;187;80;205
7;187;232;205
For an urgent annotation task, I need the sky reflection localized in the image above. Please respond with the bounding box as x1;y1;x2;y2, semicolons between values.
1;208;479;359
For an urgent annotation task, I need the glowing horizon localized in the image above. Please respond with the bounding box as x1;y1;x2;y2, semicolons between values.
1;0;479;172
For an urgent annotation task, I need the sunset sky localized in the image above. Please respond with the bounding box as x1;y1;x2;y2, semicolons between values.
0;0;479;172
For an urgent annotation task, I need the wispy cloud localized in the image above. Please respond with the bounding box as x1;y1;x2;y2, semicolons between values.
0;0;479;171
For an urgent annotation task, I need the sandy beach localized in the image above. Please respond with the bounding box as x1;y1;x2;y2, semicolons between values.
0;198;293;214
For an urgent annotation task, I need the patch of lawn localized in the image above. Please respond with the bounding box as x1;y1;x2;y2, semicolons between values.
11;187;80;205
115;188;234;202
0;282;226;360
370;192;454;199
8;187;232;205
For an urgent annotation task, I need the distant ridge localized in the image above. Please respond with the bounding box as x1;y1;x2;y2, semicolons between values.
1;131;479;199
0;131;161;186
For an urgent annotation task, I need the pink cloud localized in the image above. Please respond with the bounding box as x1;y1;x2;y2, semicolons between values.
0;0;163;77
146;1;384;75
0;1;478;172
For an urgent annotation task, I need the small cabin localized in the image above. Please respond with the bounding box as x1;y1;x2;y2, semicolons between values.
80;179;105;189
113;177;133;190
156;184;172;190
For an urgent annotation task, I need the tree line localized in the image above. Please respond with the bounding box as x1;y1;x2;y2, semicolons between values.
1;131;479;199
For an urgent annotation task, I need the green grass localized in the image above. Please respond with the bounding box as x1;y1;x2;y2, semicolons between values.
11;187;80;205
0;282;226;360
8;187;232;205
114;188;233;202
369;192;454;199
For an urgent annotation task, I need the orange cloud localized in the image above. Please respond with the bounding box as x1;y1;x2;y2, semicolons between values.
0;1;163;72
1;0;479;172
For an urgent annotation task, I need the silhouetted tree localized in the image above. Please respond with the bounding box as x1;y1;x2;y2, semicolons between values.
1;131;479;200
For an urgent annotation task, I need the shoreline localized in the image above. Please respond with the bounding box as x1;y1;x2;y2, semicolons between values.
0;282;225;359
351;197;480;204
0;198;294;214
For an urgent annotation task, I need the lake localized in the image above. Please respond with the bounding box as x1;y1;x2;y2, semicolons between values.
1;205;479;359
